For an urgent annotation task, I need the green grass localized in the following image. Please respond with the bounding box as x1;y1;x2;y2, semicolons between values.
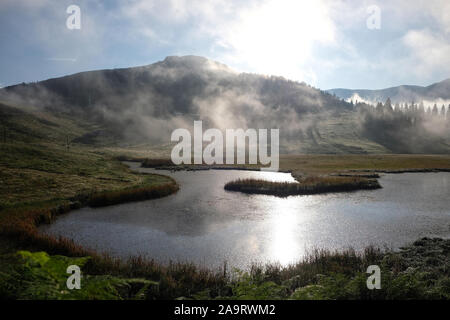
0;141;178;209
289;111;391;154
0;250;159;300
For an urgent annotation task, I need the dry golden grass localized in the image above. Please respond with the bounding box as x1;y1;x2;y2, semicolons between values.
279;154;450;177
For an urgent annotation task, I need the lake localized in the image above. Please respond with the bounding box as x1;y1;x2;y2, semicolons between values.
40;162;450;269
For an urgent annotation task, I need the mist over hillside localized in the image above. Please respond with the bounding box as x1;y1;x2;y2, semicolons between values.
0;56;449;154
0;56;352;152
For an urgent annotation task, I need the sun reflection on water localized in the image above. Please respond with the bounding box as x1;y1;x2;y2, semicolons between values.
267;197;306;265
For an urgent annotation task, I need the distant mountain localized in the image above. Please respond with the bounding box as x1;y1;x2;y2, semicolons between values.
328;79;450;106
1;56;350;117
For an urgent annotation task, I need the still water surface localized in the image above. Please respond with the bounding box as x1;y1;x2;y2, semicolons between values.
41;162;450;269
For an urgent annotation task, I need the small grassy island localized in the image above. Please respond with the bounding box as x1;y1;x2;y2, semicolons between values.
224;176;381;197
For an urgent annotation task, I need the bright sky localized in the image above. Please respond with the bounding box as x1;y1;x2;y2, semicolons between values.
1;0;449;90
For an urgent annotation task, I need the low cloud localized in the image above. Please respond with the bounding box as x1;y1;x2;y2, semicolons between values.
402;29;450;78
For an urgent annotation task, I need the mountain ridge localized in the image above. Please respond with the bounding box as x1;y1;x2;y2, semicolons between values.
328;78;450;105
0;56;448;154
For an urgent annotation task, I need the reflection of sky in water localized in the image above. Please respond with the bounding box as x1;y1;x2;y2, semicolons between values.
41;163;450;270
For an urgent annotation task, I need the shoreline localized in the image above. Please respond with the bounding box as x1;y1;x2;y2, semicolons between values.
0;167;179;261
2;234;449;299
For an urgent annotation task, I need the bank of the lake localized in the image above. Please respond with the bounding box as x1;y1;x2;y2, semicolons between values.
1;237;449;299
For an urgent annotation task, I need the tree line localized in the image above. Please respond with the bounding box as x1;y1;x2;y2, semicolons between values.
355;98;450;153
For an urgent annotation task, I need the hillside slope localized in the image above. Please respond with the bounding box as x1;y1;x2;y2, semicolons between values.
1;56;448;154
0;56;367;154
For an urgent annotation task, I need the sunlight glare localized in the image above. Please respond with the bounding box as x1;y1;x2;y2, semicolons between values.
268;199;303;265
224;0;335;82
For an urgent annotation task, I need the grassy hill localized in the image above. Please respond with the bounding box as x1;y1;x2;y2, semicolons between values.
291;111;389;154
0;101;176;210
0;56;388;154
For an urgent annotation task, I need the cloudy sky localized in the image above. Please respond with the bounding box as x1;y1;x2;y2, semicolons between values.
0;0;449;90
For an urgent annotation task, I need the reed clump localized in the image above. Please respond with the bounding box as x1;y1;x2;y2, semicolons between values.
224;176;381;197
